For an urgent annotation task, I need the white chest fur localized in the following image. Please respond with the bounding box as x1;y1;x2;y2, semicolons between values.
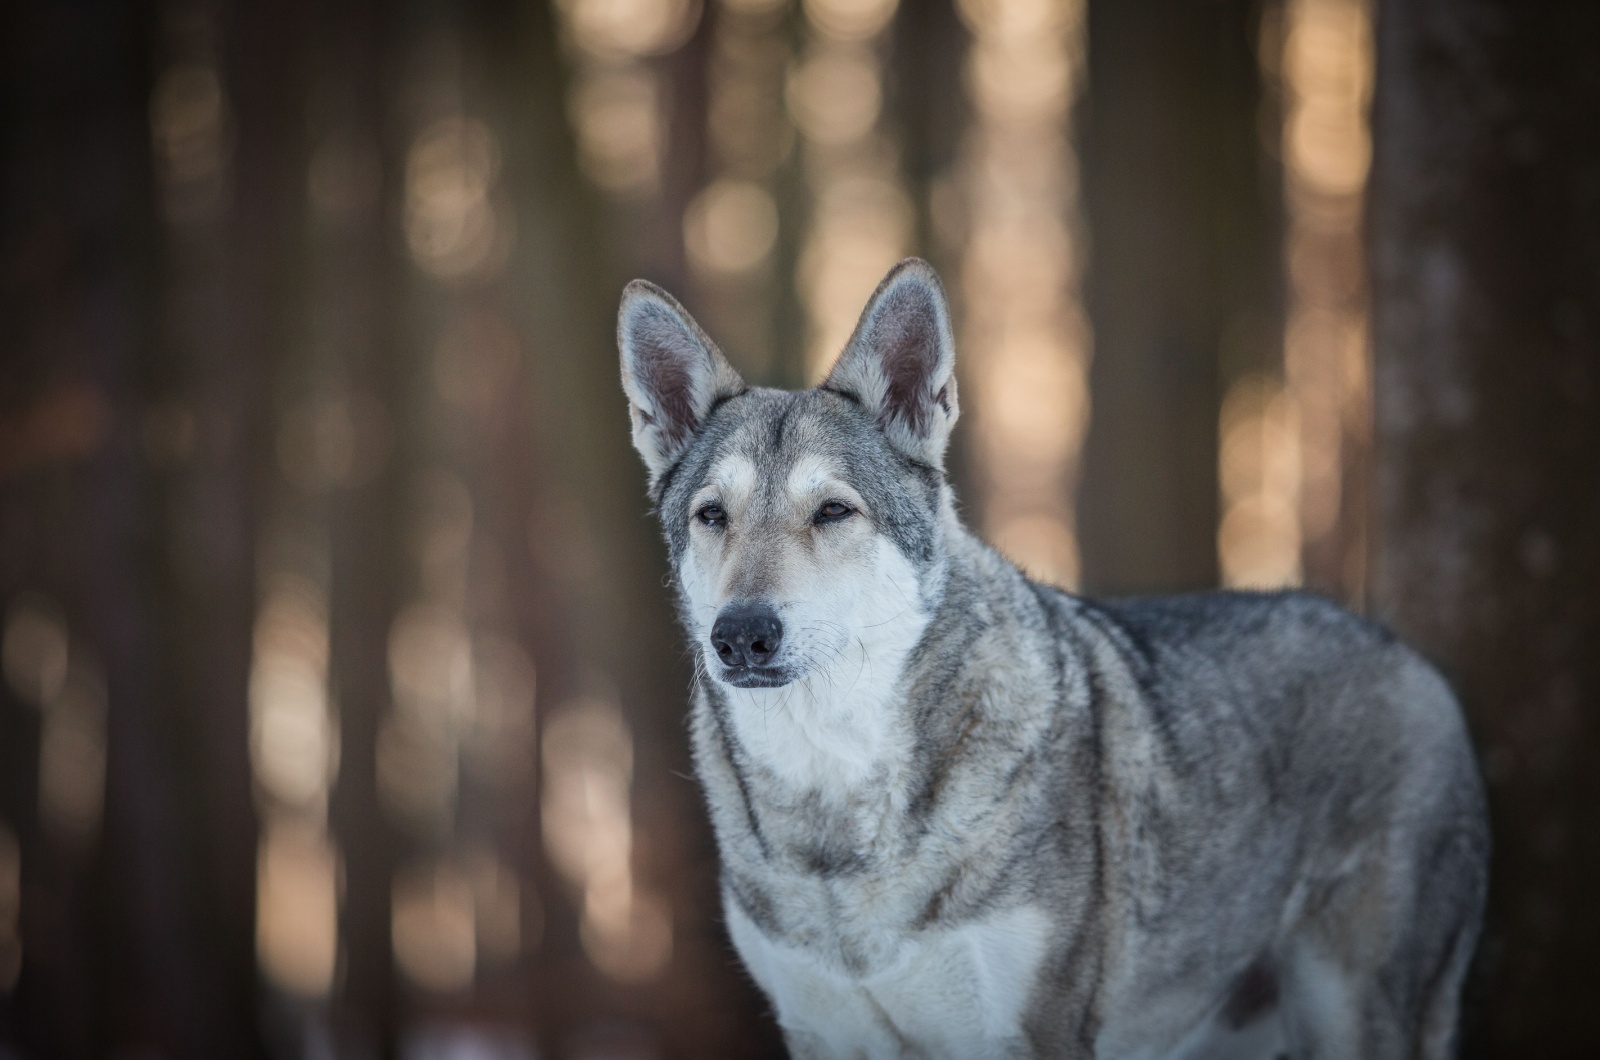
726;898;1050;1060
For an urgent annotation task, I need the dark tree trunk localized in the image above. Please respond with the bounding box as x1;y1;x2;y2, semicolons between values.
1369;0;1600;1052
321;0;406;1055
0;2;161;1052
2;0;290;1044
890;0;969;478
890;0;969;275
1078;0;1280;595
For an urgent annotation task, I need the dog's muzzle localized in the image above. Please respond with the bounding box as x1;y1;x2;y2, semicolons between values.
710;602;793;687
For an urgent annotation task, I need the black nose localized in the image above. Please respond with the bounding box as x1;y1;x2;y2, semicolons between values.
710;603;784;669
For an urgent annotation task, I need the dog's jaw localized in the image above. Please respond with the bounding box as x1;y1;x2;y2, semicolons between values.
717;664;796;689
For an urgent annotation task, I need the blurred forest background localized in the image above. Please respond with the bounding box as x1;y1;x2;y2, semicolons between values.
0;0;1596;1057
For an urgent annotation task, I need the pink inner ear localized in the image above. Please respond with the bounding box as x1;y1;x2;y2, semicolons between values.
874;284;943;433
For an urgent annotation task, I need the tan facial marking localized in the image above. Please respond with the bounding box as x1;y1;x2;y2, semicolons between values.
695;453;758;518
784;455;866;520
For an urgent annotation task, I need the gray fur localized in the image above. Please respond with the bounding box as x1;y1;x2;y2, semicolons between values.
618;261;1488;1059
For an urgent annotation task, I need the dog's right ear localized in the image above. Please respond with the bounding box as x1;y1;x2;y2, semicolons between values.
823;259;959;469
618;280;745;494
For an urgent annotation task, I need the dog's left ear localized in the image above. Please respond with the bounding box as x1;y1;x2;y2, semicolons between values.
618;280;746;496
823;258;959;469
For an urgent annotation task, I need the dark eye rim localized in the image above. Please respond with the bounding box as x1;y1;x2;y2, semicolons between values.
695;503;728;528
813;500;855;525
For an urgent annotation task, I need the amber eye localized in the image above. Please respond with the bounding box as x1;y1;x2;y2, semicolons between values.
814;501;854;524
696;504;727;528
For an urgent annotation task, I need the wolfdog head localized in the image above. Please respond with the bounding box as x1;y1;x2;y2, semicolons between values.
618;260;959;703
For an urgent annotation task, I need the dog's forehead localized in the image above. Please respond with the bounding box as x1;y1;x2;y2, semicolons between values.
700;449;838;499
706;390;868;489
703;451;759;496
784;453;838;496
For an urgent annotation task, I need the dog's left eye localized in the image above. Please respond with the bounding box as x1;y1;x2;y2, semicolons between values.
814;501;854;524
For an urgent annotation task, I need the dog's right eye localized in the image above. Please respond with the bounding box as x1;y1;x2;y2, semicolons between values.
696;504;727;528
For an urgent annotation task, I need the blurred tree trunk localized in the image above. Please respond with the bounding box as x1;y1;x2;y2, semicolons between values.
0;1;159;1052
322;0;405;1056
891;0;969;471
183;0;309;1050
1368;0;1600;1052
890;0;968;274
1078;0;1279;595
2;0;289;1048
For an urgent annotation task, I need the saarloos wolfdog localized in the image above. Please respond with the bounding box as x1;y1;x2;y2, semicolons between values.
616;259;1488;1060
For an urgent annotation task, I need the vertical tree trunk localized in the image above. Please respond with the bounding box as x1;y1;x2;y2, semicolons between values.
891;0;969;470
322;0;405;1054
182;0;309;1049
1078;0;1279;595
1;0;268;1053
0;3;159;1052
1369;0;1600;1052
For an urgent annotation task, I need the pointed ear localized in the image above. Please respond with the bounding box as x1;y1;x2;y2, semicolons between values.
822;259;959;468
618;280;745;495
